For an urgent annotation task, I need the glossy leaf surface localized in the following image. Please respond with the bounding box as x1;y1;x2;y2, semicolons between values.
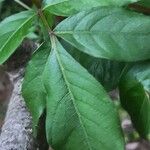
42;37;124;150
55;7;150;61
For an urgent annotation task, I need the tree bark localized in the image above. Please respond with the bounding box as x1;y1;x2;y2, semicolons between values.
0;69;36;150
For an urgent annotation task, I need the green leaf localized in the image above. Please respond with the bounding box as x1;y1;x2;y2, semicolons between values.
43;9;55;28
119;61;150;139
44;0;139;16
22;42;50;135
42;37;124;150
0;11;36;64
55;7;150;62
85;59;127;91
62;40;127;91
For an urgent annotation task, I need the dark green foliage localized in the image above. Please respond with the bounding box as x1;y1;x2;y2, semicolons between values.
119;61;150;139
0;0;150;149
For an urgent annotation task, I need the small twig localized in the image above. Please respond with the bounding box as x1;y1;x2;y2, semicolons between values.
14;0;31;10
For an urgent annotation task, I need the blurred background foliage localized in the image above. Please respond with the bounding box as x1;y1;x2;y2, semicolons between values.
0;0;32;20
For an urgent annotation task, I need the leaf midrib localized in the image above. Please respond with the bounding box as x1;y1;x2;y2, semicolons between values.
0;14;35;53
52;37;92;150
55;30;150;35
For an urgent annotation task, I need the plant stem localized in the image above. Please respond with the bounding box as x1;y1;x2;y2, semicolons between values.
38;9;53;35
31;0;41;8
14;0;31;10
32;1;54;42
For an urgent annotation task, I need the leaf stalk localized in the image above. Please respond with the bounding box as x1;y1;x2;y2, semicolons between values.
38;9;54;36
14;0;31;10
